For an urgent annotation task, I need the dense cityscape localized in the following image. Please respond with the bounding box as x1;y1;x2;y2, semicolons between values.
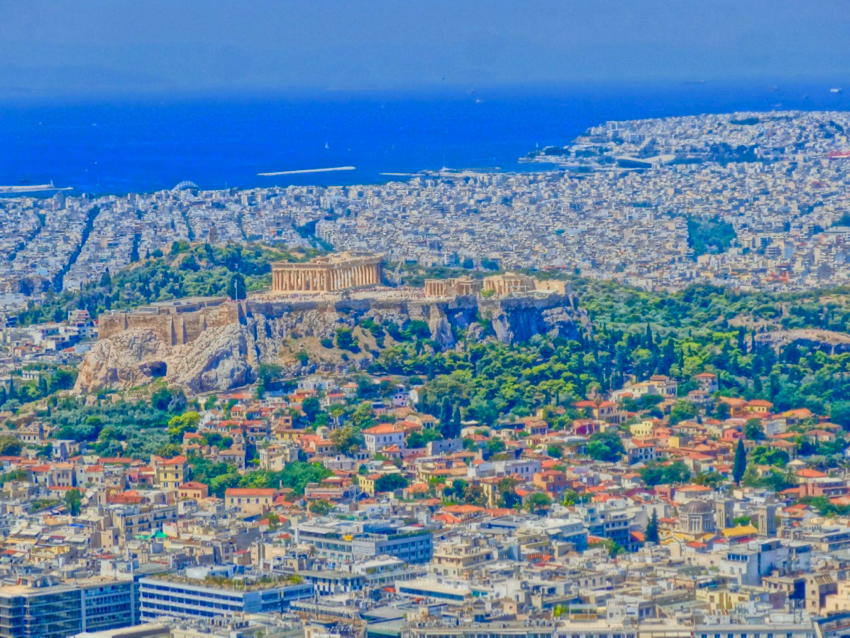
3;110;850;319
0;218;848;638
7;0;850;636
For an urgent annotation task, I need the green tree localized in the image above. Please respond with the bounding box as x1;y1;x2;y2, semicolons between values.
330;426;364;456
562;489;584;506
407;428;441;448
440;397;454;439
0;435;22;456
639;460;691;486
156;442;184;457
167;411;200;442
497;477;520;508
598;538;626;558
375;474;408;492
349;403;375;429
451;406;462;438
308;500;332;516
733;439;747;485
693;471;724;487
668;400;699;425
64;488;82;516
229;272;247;300
645;509;660;543
749;445;789;468
486;438;506;456
744;418;765;441
526;492;553;513
267;513;281;530
302;397;322;423
831;401;850;430
335;328;358;351
586;430;625;462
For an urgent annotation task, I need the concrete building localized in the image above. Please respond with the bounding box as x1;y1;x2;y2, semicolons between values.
294;519;433;564
0;577;136;638
138;573;312;622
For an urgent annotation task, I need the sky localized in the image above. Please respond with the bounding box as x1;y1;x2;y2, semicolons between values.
1;0;848;98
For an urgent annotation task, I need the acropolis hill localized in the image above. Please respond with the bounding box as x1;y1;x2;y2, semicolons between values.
78;253;581;394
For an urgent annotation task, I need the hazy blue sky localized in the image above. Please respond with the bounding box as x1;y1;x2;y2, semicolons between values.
1;0;848;97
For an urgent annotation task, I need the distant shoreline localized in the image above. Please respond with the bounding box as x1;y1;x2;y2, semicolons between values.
258;166;356;176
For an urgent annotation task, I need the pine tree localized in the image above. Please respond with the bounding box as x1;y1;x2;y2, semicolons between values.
733;439;747;485
646;509;660;543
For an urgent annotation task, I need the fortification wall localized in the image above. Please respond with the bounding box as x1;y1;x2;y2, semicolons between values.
98;292;576;349
98;301;241;345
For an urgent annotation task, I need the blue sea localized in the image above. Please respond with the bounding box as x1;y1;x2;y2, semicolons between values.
1;80;849;195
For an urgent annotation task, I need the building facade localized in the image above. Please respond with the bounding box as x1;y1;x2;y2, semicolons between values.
138;575;313;622
294;520;433;564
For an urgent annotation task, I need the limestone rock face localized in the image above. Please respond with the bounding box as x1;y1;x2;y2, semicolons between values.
75;293;585;395
75;329;170;393
165;323;255;394
755;328;850;355
75;324;255;395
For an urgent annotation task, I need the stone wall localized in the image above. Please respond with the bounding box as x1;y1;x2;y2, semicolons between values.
98;300;241;345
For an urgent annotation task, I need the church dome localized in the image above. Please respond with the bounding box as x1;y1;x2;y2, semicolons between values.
681;500;713;515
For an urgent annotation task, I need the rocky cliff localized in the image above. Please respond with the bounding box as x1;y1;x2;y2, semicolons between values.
75;293;585;395
754;328;850;355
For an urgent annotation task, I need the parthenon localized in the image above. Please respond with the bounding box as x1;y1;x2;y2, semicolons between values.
271;252;383;294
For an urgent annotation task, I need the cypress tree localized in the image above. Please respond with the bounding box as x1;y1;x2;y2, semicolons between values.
733;439;747;485
451;406;462;438
440;398;453;439
646;509;660;543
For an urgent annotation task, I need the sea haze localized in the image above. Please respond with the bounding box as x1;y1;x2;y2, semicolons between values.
0;80;848;195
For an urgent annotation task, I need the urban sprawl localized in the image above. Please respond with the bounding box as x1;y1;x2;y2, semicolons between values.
0;111;850;638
